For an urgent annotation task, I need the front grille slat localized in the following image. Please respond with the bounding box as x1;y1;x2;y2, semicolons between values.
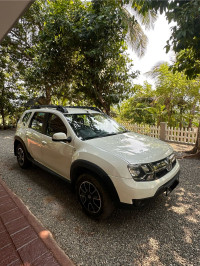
151;157;176;179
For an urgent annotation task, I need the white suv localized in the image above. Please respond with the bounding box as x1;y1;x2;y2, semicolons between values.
14;105;180;219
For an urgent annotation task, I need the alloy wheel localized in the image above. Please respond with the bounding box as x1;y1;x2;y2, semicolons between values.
17;147;24;166
79;181;102;214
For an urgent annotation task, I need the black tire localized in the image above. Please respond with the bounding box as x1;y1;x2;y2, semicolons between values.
76;173;115;219
16;143;30;169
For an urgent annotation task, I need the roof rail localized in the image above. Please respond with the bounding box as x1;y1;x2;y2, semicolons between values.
30;105;68;113
65;106;102;112
30;105;102;113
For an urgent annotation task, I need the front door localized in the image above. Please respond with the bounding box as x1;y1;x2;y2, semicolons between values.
41;113;74;179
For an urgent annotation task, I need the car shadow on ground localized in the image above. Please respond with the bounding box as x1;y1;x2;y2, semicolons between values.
38;163;198;266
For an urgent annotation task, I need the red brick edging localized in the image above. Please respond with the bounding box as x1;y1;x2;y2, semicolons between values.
0;177;74;266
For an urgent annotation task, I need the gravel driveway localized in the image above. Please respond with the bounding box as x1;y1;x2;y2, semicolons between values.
0;129;199;265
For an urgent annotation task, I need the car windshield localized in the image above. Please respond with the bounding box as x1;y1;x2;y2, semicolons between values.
64;113;128;140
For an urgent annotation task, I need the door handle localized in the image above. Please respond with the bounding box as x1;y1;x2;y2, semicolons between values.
42;141;47;145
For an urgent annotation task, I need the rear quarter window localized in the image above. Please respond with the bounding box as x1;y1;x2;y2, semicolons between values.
22;112;32;124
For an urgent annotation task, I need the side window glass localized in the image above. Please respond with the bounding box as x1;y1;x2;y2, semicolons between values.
46;114;67;137
30;112;45;133
22;112;31;124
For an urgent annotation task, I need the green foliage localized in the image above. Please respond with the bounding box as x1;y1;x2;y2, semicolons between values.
0;0;156;123
22;0;85;103
1;0;144;115
119;64;200;128
132;0;200;79
152;63;200;127
0;0;45;124
174;49;200;79
0;45;28;127
123;1;200;150
120;82;157;125
73;0;138;114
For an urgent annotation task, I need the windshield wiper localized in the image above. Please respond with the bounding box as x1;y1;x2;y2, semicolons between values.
104;131;129;137
83;135;102;140
121;130;129;133
83;133;117;140
104;133;118;137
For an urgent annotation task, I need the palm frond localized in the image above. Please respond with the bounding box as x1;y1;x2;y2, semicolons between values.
145;61;168;78
134;9;157;30
122;8;148;57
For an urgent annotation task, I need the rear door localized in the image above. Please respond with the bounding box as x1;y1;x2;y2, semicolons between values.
26;112;46;163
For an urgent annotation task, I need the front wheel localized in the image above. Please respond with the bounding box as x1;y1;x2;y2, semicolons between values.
76;173;115;219
16;143;30;169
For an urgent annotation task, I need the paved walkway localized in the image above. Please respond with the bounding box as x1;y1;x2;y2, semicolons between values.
0;177;74;266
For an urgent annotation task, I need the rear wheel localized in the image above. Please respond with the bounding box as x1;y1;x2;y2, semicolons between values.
16;143;30;169
76;173;115;219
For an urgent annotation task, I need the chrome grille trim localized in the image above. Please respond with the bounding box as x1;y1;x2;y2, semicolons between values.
150;155;176;179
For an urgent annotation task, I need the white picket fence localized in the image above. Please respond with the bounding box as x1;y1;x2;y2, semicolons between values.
122;122;160;139
121;122;198;145
166;126;198;144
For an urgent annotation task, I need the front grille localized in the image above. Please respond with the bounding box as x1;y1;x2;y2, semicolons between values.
151;157;177;179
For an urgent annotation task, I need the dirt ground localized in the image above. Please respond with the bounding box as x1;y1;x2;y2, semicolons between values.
169;142;194;152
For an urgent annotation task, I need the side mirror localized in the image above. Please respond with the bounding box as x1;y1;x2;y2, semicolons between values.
66;136;72;143
52;133;72;143
52;132;67;142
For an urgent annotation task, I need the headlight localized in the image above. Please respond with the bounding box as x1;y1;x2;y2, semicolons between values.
127;164;154;182
128;153;176;182
169;153;176;163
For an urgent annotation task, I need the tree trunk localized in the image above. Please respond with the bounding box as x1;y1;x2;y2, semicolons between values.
164;97;172;126
1;108;6;129
0;86;6;129
188;104;196;128
186;120;200;157
105;105;110;116
179;107;183;129
193;121;200;152
96;90;110;115
188;119;193;129
45;86;51;105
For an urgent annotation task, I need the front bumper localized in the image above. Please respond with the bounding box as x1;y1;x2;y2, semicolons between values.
111;160;180;204
154;170;179;197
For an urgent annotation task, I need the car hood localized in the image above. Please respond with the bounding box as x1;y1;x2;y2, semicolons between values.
86;132;173;164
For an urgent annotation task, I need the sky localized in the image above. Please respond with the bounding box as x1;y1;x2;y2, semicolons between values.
128;14;175;87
